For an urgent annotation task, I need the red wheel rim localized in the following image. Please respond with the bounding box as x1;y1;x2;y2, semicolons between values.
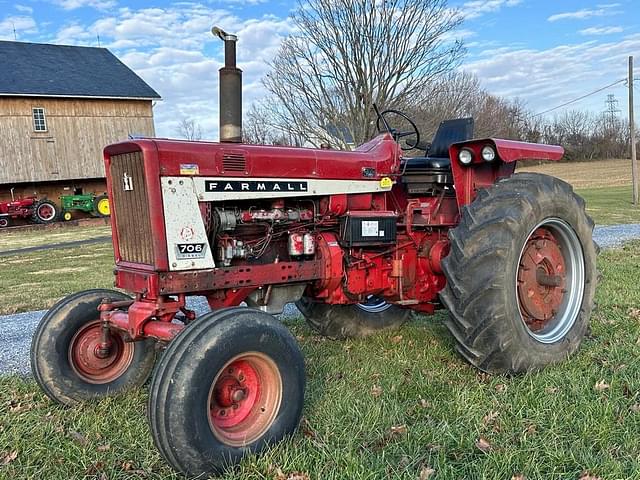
68;320;134;384
517;227;566;332
208;352;282;447
37;204;55;221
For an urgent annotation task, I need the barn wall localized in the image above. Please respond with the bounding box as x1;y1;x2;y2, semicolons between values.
0;97;155;185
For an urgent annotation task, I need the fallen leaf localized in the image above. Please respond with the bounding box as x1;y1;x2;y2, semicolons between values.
96;444;110;452
1;451;17;466
630;404;640;413
594;380;610;392
272;468;310;480
482;411;499;426
371;385;383;397
628;308;640;320
524;423;537;436
389;425;408;436
475;437;492;453
418;465;436;479
545;386;559;394
419;398;431;408
121;461;134;471
511;475;526;480
391;335;403;344
68;430;88;447
578;472;602;480
495;383;507;393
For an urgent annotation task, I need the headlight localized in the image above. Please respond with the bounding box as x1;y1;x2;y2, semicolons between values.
481;145;496;162
458;149;473;165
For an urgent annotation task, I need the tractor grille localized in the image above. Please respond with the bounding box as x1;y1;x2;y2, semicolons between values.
222;152;246;172
109;151;154;265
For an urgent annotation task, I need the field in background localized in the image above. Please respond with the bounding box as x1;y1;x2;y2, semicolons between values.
518;159;640;225
0;240;639;479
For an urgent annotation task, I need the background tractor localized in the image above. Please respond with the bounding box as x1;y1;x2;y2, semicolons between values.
31;29;597;477
0;188;59;227
59;192;110;221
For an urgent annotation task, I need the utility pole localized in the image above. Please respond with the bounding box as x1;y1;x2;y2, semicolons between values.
630;56;638;206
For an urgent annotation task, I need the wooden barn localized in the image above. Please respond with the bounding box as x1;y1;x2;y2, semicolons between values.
0;40;161;202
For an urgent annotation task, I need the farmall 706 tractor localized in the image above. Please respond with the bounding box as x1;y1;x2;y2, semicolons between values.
31;29;597;477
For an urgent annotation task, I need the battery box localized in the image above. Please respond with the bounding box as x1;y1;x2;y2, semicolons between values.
340;211;397;246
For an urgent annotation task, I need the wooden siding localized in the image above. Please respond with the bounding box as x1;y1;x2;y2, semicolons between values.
0;97;155;184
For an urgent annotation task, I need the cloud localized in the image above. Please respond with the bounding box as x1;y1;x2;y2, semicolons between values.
14;4;33;14
579;26;624;36
51;0;117;11
462;0;522;20
547;5;621;22
463;33;640;115
0;15;37;40
47;4;295;138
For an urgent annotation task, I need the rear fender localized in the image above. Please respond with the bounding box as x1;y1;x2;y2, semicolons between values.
448;138;564;208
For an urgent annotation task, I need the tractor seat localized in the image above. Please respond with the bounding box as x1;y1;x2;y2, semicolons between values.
402;117;474;173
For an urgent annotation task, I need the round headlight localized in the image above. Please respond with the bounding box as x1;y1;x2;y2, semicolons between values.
458;149;473;165
481;145;496;162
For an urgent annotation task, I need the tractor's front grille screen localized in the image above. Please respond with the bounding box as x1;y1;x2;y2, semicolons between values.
109;151;154;265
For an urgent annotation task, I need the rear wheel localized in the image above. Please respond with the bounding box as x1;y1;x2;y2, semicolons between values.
0;217;9;228
148;307;305;477
296;296;409;339
30;289;156;405
32;199;58;224
94;195;110;217
440;173;597;373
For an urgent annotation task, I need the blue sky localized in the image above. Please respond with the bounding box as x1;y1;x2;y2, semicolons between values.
1;0;638;138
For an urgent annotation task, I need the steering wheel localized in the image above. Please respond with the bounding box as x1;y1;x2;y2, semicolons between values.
375;107;421;151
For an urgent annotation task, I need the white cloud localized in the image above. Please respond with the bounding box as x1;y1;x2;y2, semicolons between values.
47;4;295;138
0;15;37;40
51;0;117;11
462;0;522;20
14;4;34;14
547;5;621;22
463;33;640;116
579;26;623;36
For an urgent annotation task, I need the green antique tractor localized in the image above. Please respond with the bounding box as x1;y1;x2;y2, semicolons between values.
59;193;110;221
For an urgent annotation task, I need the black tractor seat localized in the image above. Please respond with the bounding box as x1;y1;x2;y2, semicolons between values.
401;118;474;192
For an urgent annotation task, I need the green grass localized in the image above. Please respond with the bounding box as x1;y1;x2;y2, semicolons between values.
1;242;640;479
0;225;111;253
576;185;640;226
0;243;114;314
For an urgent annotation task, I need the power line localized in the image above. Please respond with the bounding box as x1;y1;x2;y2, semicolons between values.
533;78;626;117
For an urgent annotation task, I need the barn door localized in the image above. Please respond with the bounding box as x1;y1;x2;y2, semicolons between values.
31;137;60;182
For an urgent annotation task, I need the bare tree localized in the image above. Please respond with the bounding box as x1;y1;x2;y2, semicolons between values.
257;0;464;149
177;118;203;141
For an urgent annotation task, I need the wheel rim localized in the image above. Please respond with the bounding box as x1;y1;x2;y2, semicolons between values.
63;212;72;221
37;203;56;221
68;320;134;384
516;218;585;344
97;198;110;216
356;295;393;313
0;218;7;227
208;352;282;447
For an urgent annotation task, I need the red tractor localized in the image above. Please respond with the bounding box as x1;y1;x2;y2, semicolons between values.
0;189;59;227
31;30;597;477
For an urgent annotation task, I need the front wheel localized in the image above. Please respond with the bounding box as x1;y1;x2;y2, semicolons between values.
148;307;305;477
30;289;156;405
296;296;410;339
0;217;9;228
440;173;597;373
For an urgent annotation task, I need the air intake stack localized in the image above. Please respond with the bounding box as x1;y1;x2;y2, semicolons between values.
212;26;242;143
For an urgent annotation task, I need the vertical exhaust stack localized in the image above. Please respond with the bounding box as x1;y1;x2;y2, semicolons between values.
212;26;242;143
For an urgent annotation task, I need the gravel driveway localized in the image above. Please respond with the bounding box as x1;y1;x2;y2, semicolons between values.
2;223;639;376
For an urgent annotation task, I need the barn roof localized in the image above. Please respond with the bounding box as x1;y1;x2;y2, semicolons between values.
0;41;161;100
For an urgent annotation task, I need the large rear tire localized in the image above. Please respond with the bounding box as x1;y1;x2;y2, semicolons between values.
32;199;58;224
296;296;410;339
93;195;110;217
440;173;597;373
30;289;156;405
148;307;305;477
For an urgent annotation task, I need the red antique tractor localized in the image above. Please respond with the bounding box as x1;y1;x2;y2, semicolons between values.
31;29;597;477
0;189;59;227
